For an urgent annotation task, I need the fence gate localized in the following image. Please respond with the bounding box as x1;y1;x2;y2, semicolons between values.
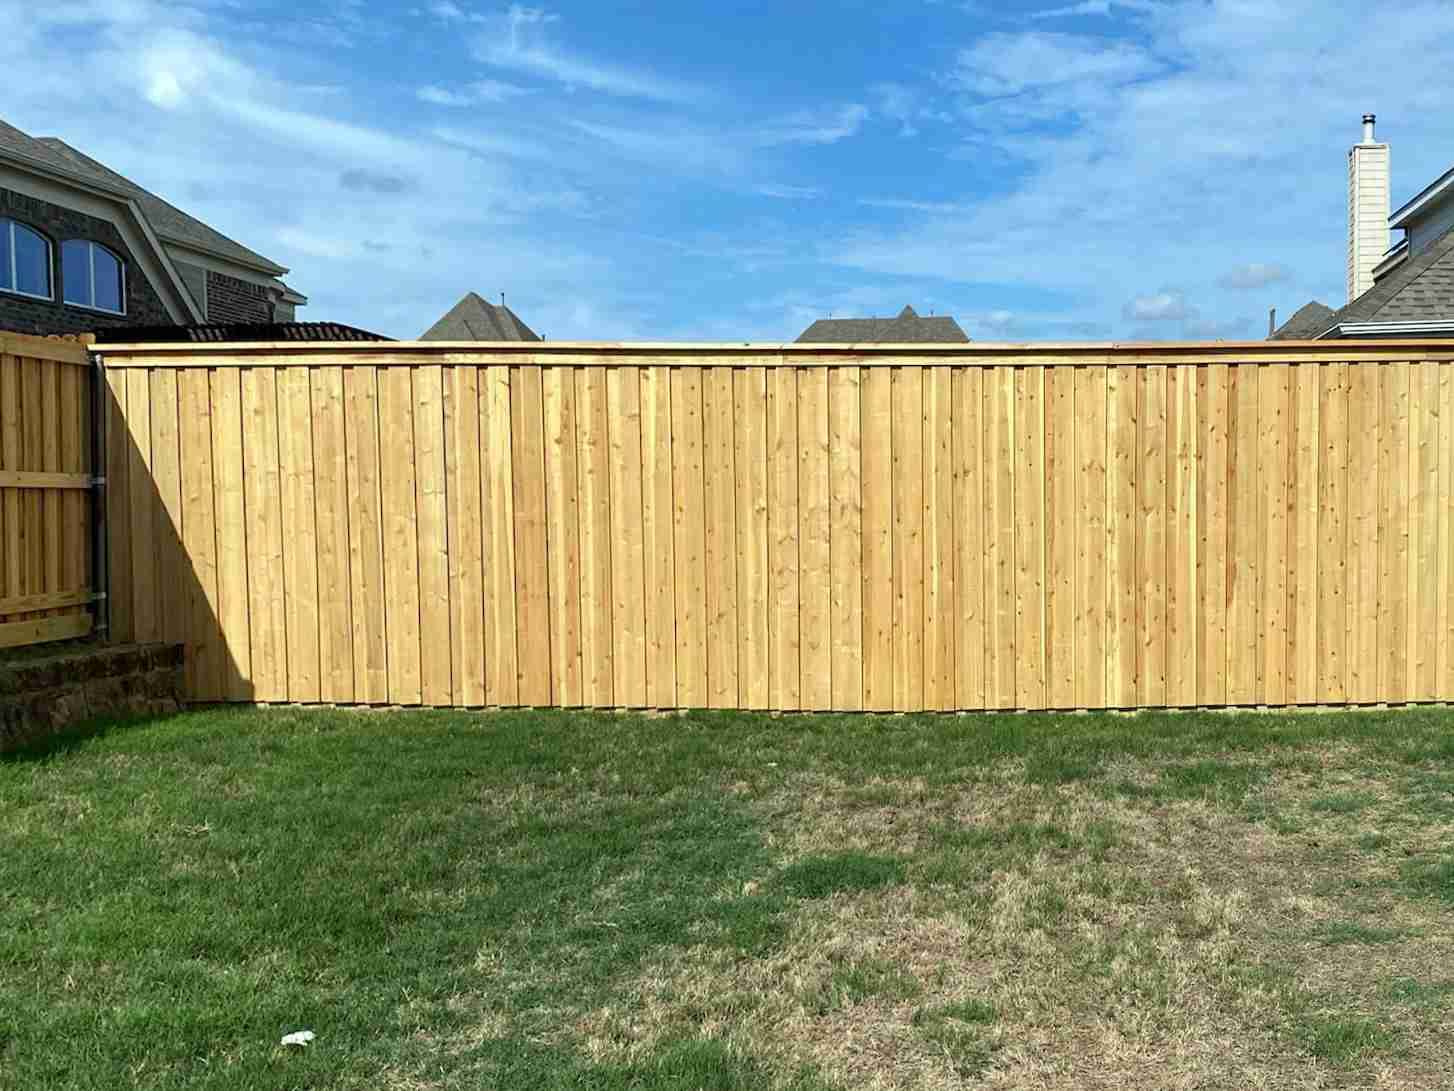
0;333;97;649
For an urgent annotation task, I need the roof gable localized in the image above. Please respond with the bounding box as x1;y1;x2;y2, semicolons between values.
420;293;541;341
796;304;970;343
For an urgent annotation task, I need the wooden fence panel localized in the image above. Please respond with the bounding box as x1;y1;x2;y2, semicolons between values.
97;341;1454;711
0;335;93;649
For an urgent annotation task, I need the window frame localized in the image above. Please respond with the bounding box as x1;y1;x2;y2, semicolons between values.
61;239;127;316
1;219;54;302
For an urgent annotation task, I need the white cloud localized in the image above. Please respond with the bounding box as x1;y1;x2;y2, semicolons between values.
756;104;869;146
949;31;1161;98
1031;1;1113;18
1219;263;1291;290
472;4;701;103
417;79;530;106
1123;291;1196;321
859;197;964;213
754;184;821;199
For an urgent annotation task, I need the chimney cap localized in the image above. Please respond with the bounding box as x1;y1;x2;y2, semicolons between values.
1363;112;1377;123
1361;113;1378;143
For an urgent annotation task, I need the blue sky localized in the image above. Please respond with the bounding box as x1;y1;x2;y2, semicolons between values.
7;0;1454;341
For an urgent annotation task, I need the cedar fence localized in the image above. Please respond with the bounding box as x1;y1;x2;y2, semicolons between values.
93;338;1454;711
0;333;96;649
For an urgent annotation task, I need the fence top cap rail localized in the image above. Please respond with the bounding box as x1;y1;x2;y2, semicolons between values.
92;337;1454;361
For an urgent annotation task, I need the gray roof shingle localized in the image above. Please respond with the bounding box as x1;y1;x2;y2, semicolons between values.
0;118;286;275
420;293;540;341
1268;300;1336;340
796;305;970;343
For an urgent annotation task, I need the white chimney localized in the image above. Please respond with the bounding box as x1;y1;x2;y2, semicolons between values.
1347;112;1390;303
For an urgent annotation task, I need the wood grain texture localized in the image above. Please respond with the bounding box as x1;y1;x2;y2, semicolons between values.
98;345;1454;711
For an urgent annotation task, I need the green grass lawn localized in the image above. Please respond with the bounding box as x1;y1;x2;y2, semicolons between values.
3;705;1454;1089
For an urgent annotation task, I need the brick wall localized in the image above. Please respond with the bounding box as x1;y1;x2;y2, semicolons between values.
0;187;172;335
205;269;274;323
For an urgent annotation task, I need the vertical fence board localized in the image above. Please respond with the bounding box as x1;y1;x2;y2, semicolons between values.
1441;364;1454;697
344;366;388;703
104;366;133;643
377;366;421;704
829;366;863;711
1346;363;1381;703
542;367;582;706
1317;363;1348;703
953;367;985;709
414;366;451;705
1137;365;1167;707
240;368;286;699
311;367;354;704
640;367;677;708
178;369;222;700
277;367;320;703
799;367;832;710
768;367;800;710
1198;364;1229;705
608;366;647;707
1106;366;1137;706
732;367;769;710
1226;364;1261;703
448;367;487;706
151;370;185;654
483;366;519;705
892;366;926;710
1074;366;1107;709
703;366;739;707
1378;362;1409;701
1410;363;1440;700
670;368;707;706
576;368;613;706
1045;365;1075;707
210;370;251;699
861;367;894;710
1288;363;1320;702
924;368;956;710
1167;364;1197;706
511;365;551;706
986;367;1017;708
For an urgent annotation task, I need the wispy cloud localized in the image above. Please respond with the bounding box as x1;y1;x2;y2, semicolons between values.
417;79;530;106
948;31;1161;98
1123;290;1196;322
472;4;702;103
1219;263;1291;290
756;104;869;146
1030;1;1112;18
859;197;964;213
754;183;821;199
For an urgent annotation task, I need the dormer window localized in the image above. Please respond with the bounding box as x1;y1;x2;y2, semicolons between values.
1;219;53;299
62;240;125;314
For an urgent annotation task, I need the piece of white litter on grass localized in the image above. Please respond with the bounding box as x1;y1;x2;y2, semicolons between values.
281;1030;315;1047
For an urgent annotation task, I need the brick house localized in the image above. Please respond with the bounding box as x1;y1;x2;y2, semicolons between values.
0;118;304;336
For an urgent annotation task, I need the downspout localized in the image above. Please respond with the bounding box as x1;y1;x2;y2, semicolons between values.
89;349;110;640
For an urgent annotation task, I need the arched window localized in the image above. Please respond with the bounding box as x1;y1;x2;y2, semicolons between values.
0;219;52;299
62;240;125;314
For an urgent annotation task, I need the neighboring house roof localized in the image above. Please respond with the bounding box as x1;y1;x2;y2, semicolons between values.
796;305;970;343
1269;301;1336;340
1273;225;1454;338
92;321;390;344
421;293;540;340
0;120;286;276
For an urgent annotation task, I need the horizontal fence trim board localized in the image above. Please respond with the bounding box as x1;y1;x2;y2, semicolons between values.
0;612;92;649
0;590;100;614
0;471;92;489
96;342;1454;368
